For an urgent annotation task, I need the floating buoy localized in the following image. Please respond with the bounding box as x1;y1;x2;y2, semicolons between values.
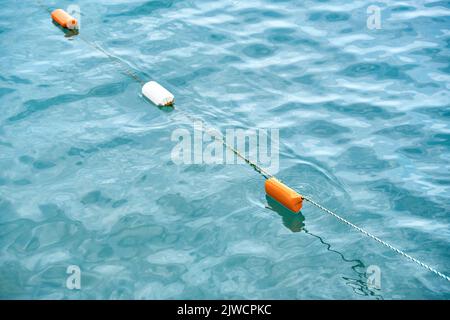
51;9;78;30
265;178;303;213
142;81;175;107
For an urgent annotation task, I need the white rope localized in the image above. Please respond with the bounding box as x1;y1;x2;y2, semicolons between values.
176;110;274;179
302;195;450;282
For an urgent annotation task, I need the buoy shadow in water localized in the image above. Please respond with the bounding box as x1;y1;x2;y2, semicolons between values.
142;95;175;113
52;21;79;38
265;194;383;299
265;195;305;233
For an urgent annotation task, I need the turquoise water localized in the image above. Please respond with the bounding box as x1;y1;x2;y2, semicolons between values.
1;0;450;299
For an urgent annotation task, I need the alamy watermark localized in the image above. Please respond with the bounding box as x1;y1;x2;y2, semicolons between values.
171;121;280;174
367;5;381;30
66;4;81;29
66;265;81;290
366;265;381;290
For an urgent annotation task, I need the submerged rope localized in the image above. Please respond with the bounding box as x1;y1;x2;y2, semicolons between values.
177;110;274;179
78;35;146;86
38;3;450;284
303;196;450;282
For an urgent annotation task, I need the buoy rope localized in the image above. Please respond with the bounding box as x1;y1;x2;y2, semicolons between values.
37;2;450;284
78;35;146;86
177;110;274;179
302;195;450;282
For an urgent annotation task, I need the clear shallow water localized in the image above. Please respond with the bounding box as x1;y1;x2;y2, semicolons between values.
0;0;449;299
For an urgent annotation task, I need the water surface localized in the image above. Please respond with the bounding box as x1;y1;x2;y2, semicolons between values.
0;0;450;299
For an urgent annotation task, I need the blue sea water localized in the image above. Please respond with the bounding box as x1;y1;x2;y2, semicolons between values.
0;0;450;299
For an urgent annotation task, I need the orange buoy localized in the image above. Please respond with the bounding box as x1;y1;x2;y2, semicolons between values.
265;178;303;213
51;9;78;30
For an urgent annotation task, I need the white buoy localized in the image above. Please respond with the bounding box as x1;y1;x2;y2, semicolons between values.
142;81;174;106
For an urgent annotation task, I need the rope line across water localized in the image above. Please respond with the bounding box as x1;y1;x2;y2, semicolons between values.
38;3;450;284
